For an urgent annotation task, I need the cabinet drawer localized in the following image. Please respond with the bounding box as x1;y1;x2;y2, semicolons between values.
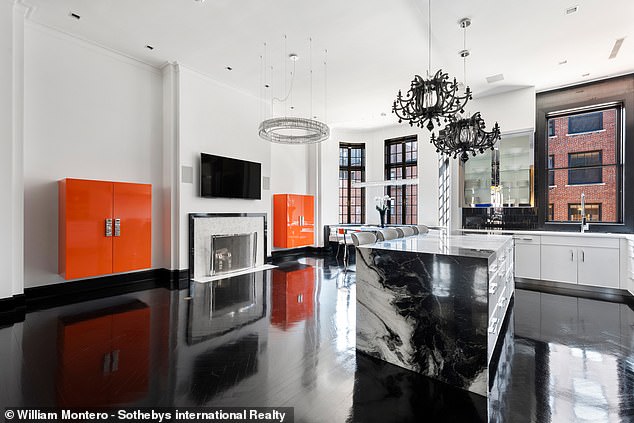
541;235;619;249
513;235;541;244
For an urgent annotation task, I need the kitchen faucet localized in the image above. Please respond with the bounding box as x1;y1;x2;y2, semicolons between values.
580;192;589;233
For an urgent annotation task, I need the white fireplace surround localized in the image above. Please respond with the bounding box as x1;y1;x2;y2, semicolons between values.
191;214;266;280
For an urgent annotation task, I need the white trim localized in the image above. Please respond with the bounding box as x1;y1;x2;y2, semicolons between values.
565;129;606;137
564;183;606;187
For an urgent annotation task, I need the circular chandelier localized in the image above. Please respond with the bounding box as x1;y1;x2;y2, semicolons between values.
431;112;501;162
258;37;329;145
258;117;330;144
392;0;472;132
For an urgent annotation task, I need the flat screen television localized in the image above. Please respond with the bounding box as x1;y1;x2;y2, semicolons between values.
200;153;261;200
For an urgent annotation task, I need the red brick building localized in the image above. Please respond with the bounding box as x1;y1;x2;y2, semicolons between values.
547;108;619;223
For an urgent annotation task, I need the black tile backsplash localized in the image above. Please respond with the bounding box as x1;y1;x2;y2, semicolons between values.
462;207;538;230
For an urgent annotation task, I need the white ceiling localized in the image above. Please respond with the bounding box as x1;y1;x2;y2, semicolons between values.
25;0;634;130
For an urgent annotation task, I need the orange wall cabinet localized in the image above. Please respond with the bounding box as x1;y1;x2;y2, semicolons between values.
273;194;314;248
59;178;151;280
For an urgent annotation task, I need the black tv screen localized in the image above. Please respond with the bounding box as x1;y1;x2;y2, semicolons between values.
200;153;261;200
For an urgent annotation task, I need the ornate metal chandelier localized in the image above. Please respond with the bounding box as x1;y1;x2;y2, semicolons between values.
392;0;471;131
258;38;329;145
430;18;501;162
431;112;500;162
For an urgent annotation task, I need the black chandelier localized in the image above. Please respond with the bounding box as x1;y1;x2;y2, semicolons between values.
392;0;471;131
431;112;501;162
392;70;472;131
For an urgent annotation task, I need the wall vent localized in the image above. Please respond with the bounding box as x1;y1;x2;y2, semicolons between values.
486;73;504;84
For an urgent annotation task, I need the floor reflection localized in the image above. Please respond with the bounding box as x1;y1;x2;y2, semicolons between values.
0;254;632;422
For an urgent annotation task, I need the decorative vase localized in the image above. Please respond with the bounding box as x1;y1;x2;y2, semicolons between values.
379;209;386;228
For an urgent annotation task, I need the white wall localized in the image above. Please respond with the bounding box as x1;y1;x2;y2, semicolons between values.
177;66;273;266
472;87;536;133
23;23;164;288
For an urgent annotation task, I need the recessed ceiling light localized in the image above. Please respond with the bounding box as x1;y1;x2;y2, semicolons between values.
565;5;579;15
225;66;233;71
264;84;270;88
69;12;81;20
609;38;625;59
558;60;568;65
486;73;504;84
194;0;206;2
145;45;154;50
380;112;387;117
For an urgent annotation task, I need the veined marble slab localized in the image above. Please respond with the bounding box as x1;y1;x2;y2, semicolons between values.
356;232;513;398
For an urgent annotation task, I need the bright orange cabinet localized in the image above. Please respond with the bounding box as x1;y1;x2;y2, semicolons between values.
59;178;151;280
273;194;314;248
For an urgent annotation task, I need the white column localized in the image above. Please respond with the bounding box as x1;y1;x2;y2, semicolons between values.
162;62;181;270
0;1;27;299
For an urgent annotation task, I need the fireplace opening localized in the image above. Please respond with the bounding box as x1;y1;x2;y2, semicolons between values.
210;232;257;276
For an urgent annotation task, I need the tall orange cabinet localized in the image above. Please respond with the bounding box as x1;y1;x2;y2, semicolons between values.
59;178;152;280
273;194;314;248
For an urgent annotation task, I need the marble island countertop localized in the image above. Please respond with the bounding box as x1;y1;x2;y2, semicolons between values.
360;231;513;260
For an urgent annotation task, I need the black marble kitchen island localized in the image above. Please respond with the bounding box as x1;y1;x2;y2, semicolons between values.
355;230;514;398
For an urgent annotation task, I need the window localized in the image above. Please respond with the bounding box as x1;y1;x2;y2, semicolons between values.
339;143;365;224
548;120;556;137
545;106;621;223
548;155;555;186
568;151;602;185
384;136;417;224
568;111;603;135
568;203;602;222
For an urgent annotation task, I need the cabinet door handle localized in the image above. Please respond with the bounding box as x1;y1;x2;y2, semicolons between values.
489;282;498;295
114;218;121;237
571;250;574;261
105;219;113;237
581;250;585;262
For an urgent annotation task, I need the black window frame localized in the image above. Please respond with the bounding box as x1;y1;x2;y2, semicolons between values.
536;74;632;233
339;143;366;224
384;135;418;225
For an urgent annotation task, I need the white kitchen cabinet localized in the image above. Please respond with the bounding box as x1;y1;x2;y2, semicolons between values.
541;244;578;284
540;236;620;289
577;246;620;288
514;235;541;279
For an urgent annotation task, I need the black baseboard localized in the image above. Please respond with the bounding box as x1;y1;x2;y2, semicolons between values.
0;267;191;316
268;246;329;263
0;294;26;326
165;269;189;290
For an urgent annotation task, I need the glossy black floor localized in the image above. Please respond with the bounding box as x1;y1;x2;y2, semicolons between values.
1;253;633;422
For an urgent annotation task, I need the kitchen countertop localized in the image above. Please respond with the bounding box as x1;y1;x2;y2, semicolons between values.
359;230;512;260
458;228;634;240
